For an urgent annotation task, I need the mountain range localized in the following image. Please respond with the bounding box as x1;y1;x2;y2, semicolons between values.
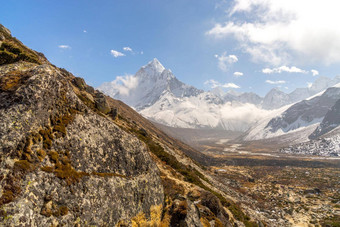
244;84;340;141
99;59;340;147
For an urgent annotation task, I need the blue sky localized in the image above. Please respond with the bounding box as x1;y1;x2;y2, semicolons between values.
2;0;340;96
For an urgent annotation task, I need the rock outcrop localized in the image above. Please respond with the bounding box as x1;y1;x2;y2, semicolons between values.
0;26;163;226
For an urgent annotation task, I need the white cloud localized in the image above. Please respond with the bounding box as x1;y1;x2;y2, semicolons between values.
307;82;313;88
58;45;71;49
223;83;240;88
205;79;240;88
207;0;340;65
311;69;319;76
233;71;243;77
110;75;138;96
262;66;307;74
83;30;87;33
123;47;133;52
110;50;125;58
265;80;286;84
215;52;238;71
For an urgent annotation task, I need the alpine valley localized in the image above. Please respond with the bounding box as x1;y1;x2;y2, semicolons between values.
99;58;340;157
98;58;340;226
1;23;340;227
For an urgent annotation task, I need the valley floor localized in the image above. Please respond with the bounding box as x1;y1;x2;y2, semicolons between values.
210;164;340;226
155;123;340;226
199;138;340;226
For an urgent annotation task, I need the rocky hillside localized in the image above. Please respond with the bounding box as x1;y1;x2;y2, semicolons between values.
0;24;163;226
280;135;340;157
0;24;269;226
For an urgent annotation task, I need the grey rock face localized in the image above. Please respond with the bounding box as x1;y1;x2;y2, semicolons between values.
310;98;340;139
0;62;163;226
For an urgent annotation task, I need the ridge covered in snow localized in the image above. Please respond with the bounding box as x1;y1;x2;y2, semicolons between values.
243;83;340;142
98;59;340;135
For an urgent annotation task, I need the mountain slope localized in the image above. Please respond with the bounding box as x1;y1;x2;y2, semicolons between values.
0;26;164;225
310;96;340;139
280;96;340;157
2;24;273;226
243;84;340;143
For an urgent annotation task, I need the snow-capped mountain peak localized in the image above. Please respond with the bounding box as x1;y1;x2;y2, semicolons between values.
139;58;166;77
98;58;201;111
136;58;176;82
99;59;340;135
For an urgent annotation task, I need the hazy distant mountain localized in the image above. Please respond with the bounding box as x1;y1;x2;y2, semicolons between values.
210;87;226;97
309;76;340;93
238;92;263;105
262;88;291;110
261;76;340;110
288;88;311;103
